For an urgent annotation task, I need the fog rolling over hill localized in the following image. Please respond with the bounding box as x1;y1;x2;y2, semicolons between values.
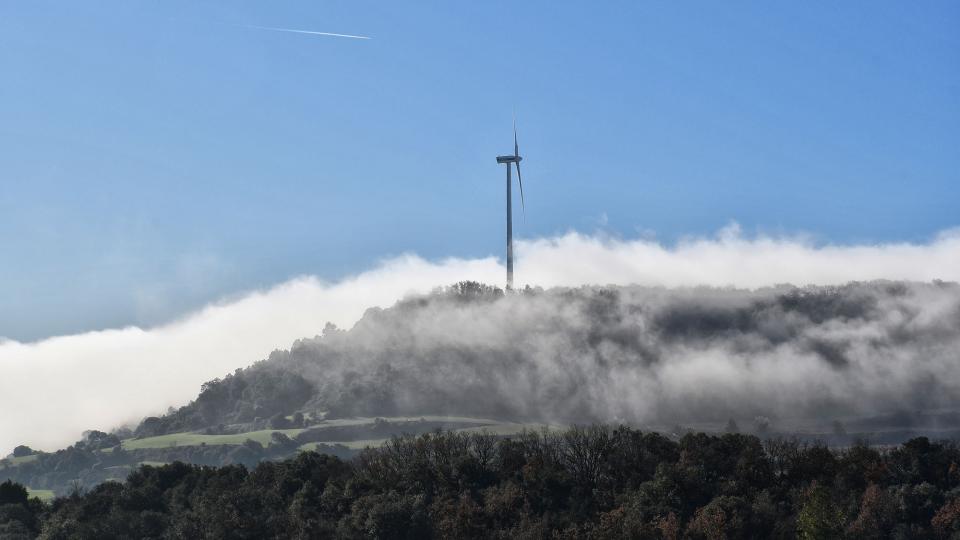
150;281;960;436
6;228;960;453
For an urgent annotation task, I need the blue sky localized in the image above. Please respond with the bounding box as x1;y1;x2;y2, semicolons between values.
1;1;957;341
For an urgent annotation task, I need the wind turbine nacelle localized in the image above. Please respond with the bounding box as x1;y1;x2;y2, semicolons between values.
496;155;522;164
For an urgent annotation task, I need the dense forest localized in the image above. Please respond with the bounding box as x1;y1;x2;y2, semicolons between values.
3;427;960;539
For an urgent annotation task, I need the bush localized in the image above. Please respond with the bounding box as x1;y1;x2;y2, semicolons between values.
10;446;33;458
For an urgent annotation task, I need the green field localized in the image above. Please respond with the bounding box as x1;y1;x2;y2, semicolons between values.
4;454;40;467
121;428;306;450
118;417;555;453
27;488;55;502
307;415;499;428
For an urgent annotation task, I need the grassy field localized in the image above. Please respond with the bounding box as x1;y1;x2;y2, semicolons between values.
308;415;498;428
121;428;306;450
27;488;55;502
119;417;555;452
3;454;40;467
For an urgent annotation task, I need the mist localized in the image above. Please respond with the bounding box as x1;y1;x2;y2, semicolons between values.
2;226;960;453
289;280;960;429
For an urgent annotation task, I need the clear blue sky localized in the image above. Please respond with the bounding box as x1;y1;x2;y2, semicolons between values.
1;1;957;341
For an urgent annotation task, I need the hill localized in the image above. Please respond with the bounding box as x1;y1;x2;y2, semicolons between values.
130;279;960;432
3;280;959;497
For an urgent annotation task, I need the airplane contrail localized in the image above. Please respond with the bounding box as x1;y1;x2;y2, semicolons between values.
240;24;371;40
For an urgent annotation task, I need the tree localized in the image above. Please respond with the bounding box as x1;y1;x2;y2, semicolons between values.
847;484;894;538
656;512;681;540
0;481;28;506
932;498;960;539
7;424;958;538
686;502;727;540
10;446;33;458
288;481;331;538
270;413;292;429
136;416;164;438
79;430;121;450
322;322;341;337
340;491;431;539
725;419;739;433
0;481;40;539
269;432;298;455
797;483;846;540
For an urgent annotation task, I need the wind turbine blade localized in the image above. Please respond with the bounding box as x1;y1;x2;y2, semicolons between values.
514;120;519;158
515;162;525;220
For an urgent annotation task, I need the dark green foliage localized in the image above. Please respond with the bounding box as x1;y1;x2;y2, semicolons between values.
11;447;34;458
5;429;957;539
0;480;41;537
796;483;845;539
76;430;120;451
135;367;315;437
0;481;29;506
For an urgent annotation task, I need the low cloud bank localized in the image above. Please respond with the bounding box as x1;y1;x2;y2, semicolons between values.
2;226;959;453
284;280;960;430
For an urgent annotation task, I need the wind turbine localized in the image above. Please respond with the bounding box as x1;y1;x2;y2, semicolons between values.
496;119;525;290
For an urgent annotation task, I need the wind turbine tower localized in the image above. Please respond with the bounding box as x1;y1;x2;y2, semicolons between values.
496;121;525;290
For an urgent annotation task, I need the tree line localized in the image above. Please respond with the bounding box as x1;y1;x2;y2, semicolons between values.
2;426;960;539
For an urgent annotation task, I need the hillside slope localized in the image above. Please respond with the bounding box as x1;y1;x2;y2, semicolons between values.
4;281;959;496
141;280;960;433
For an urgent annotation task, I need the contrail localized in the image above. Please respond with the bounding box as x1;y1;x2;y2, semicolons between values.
240;24;371;40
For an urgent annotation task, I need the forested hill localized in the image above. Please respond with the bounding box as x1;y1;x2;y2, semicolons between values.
4;281;959;498
138;280;960;438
